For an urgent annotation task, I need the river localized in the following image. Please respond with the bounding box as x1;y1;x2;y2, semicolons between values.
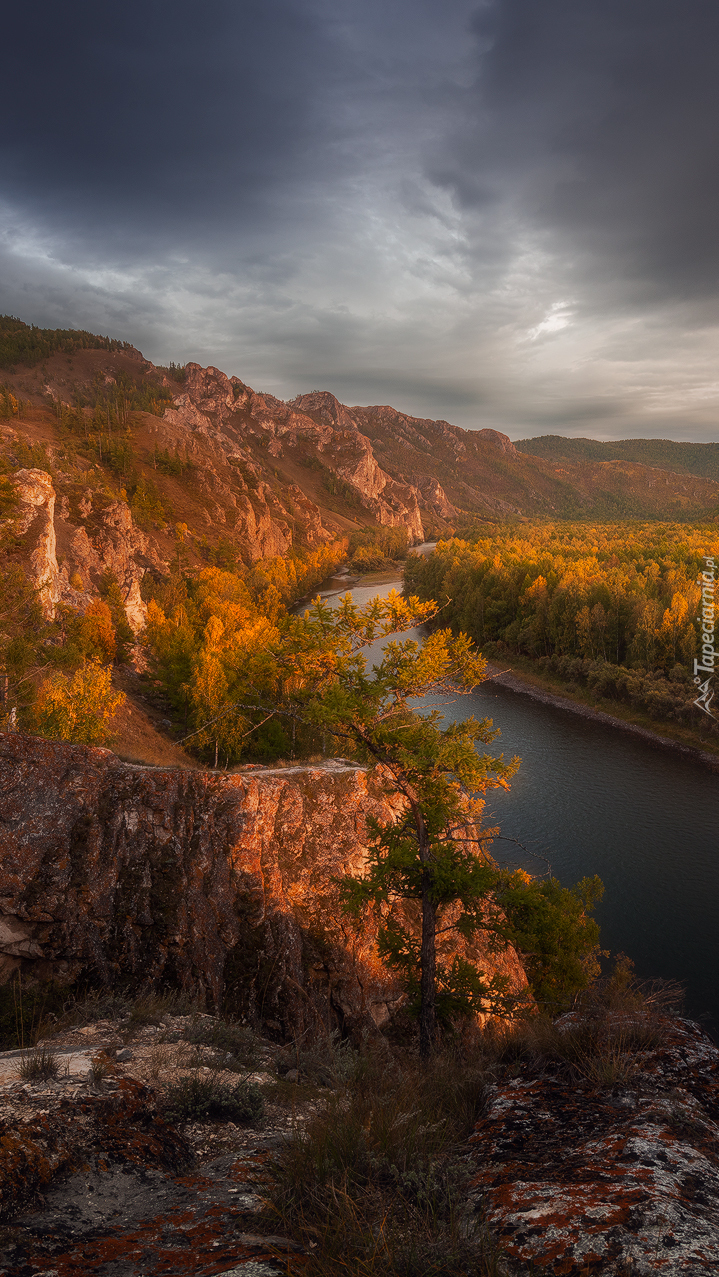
320;574;719;1032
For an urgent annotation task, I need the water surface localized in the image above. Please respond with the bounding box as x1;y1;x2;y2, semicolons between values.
345;578;719;1030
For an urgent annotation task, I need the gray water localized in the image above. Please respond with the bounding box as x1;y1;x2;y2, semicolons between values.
335;578;719;1031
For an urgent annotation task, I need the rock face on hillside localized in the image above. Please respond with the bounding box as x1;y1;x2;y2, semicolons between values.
11;468;59;619
0;734;527;1037
7;336;719;547
167;366;425;540
10;469;161;629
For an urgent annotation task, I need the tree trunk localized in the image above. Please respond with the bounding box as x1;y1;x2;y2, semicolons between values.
417;817;437;1060
419;881;437;1060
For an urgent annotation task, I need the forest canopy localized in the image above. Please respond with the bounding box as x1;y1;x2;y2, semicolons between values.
0;316;130;369
404;522;719;736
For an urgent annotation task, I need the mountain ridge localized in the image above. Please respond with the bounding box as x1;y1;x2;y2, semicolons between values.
3;317;719;548
517;432;719;481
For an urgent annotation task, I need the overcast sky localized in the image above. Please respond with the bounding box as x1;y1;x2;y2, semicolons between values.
3;0;719;440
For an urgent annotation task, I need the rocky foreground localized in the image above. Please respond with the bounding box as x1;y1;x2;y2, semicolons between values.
4;732;719;1274
0;1011;308;1277
1;1007;719;1275
470;1014;719;1275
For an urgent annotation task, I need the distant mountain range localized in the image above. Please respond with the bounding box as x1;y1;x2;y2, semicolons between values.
2;318;719;559
516;433;719;483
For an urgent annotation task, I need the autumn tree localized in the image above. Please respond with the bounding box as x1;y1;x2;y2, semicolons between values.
272;591;520;1057
31;660;125;745
77;599;117;663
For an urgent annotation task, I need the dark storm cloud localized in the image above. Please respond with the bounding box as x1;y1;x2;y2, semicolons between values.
2;0;337;248
437;0;719;307
2;0;719;438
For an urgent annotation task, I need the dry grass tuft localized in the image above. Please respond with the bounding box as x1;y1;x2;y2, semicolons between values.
266;1045;501;1277
126;990;202;1028
16;1045;61;1082
483;953;681;1090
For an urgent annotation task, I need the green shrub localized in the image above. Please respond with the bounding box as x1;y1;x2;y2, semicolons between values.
163;1072;264;1124
184;1017;260;1066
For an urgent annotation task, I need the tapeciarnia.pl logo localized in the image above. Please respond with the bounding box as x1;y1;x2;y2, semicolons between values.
694;556;717;717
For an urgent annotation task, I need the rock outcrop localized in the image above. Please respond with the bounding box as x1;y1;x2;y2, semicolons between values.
0;733;527;1037
467;1014;719;1275
9;469;161;631
0;1076;192;1227
11;468;60;619
167;368;425;541
417;476;456;520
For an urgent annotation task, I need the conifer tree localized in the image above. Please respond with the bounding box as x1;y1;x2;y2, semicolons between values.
277;592;519;1057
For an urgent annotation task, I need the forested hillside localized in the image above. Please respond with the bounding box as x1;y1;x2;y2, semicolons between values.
404;524;719;749
517;434;719;483
0;315;132;369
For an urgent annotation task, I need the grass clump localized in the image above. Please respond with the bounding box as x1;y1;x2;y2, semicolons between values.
266;1046;498;1277
276;1028;361;1088
264;961;681;1275
163;1071;264;1125
127;990;202;1027
89;1051;116;1087
486;954;682;1089
183;1016;261;1067
56;989;132;1029
17;1046;61;1082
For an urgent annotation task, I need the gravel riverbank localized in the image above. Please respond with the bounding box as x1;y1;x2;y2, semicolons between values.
484;661;719;773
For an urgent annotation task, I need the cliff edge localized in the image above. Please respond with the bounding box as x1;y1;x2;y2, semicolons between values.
0;733;527;1037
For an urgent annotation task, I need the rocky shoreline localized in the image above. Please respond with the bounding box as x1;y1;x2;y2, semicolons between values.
484;661;719;773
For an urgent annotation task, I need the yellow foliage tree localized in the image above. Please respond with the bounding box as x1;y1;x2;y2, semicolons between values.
31;660;125;746
660;591;689;666
190;648;249;767
78;599;117;663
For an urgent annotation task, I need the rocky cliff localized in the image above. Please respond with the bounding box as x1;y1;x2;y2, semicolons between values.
0;733;527;1037
10;467;162;628
164;365;425;541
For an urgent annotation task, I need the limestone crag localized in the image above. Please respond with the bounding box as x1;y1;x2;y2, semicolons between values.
166;368;425;540
10;468;60;619
416;476;457;520
474;428;518;458
0;733;527;1036
10;469;162;631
